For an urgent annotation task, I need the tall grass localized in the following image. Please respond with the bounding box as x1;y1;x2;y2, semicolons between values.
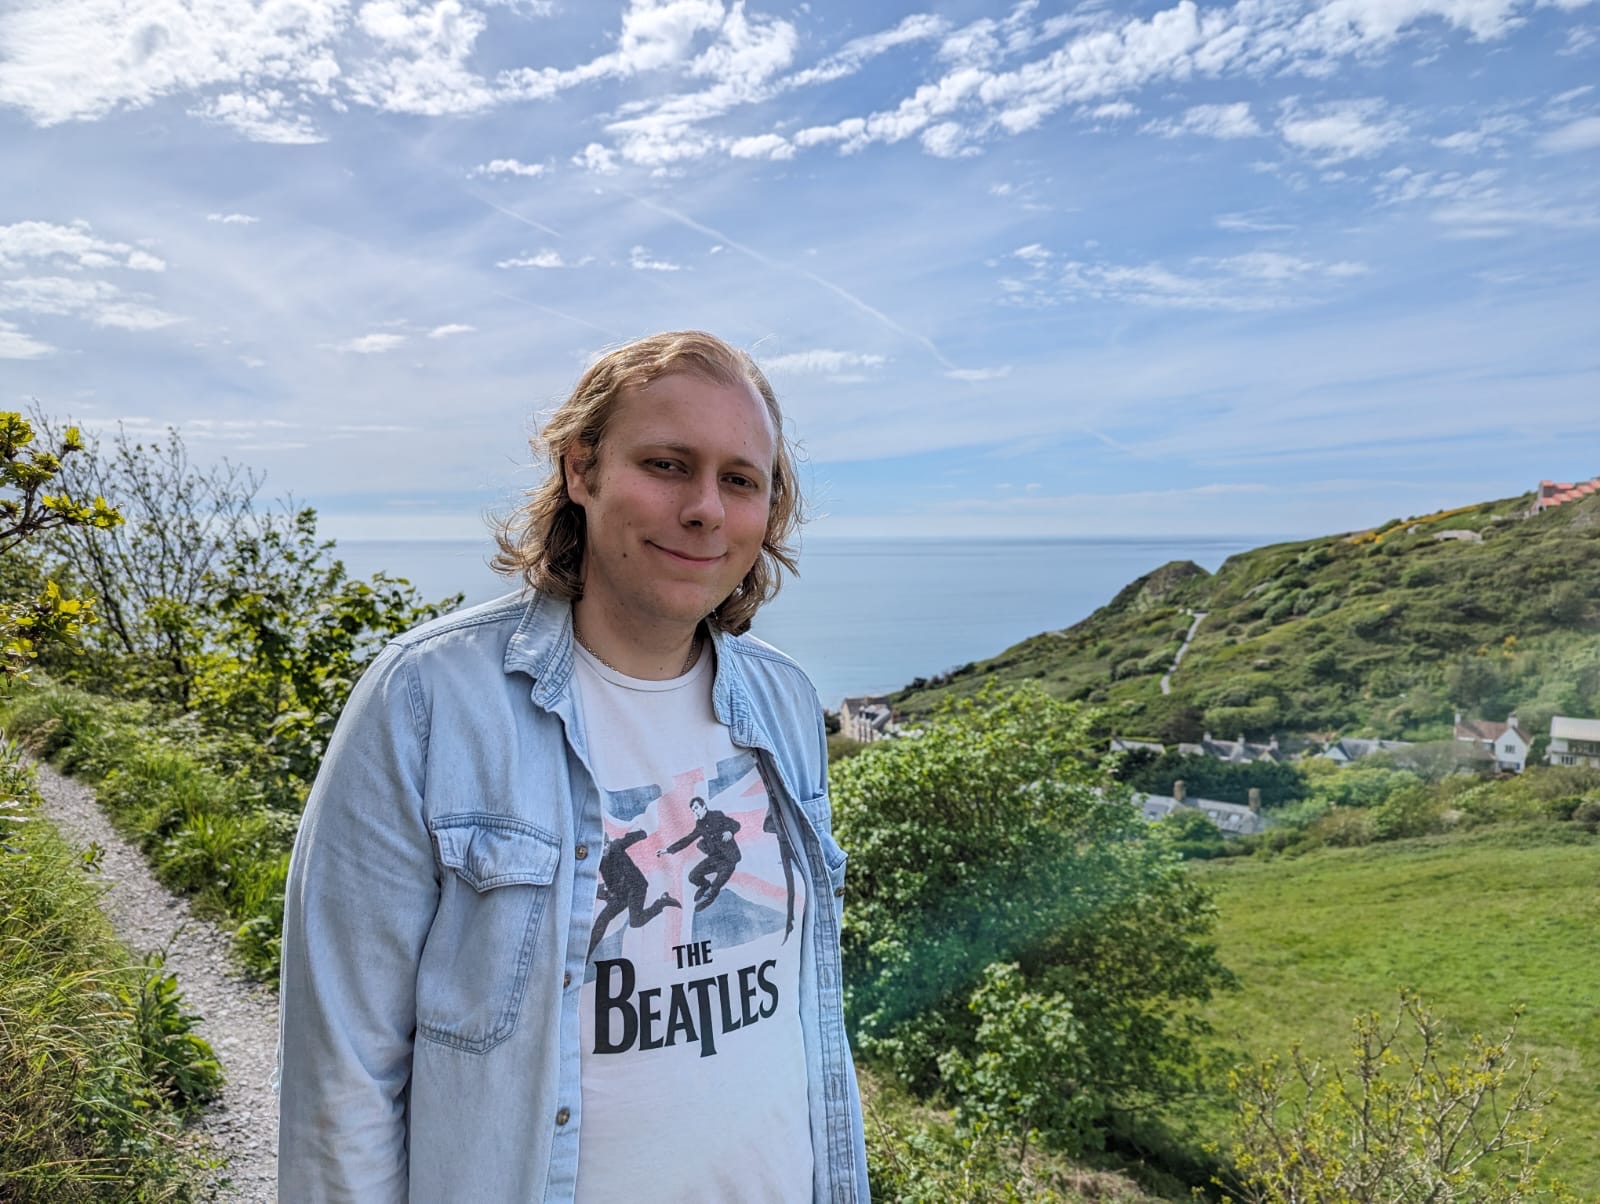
0;680;292;978
0;742;219;1201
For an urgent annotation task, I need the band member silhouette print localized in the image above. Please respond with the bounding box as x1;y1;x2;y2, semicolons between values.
588;829;681;957
657;796;741;911
764;799;800;941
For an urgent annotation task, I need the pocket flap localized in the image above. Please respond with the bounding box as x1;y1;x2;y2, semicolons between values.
431;816;562;892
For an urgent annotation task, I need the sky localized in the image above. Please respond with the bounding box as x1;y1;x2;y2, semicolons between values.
3;0;1598;542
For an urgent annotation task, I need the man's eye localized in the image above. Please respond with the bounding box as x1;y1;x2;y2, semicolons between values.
647;458;682;472
725;474;758;490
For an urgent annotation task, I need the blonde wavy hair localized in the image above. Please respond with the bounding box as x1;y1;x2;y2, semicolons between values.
492;330;802;636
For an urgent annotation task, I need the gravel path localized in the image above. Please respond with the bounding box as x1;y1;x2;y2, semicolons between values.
31;761;279;1202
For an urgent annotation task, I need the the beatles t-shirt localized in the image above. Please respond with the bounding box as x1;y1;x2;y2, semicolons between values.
572;640;812;1203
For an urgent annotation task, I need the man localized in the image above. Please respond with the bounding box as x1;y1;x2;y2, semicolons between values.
657;794;741;910
277;331;868;1202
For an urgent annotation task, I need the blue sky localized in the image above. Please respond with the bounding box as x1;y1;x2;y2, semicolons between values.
3;0;1598;541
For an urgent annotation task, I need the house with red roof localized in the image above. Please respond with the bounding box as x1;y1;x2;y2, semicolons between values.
1453;712;1532;773
1533;476;1600;513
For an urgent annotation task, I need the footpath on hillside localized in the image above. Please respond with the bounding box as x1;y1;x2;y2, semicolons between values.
32;762;279;1203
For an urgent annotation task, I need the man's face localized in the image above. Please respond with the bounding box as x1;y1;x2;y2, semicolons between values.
567;371;777;640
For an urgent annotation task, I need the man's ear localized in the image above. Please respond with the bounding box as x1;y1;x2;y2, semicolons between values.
565;453;593;505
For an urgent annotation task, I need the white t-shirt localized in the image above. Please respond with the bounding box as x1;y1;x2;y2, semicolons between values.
573;640;813;1203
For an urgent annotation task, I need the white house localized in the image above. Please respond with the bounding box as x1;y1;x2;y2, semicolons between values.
1547;716;1600;768
1135;781;1268;837
1453;713;1532;773
839;695;896;743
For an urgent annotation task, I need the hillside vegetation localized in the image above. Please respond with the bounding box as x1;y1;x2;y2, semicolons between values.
893;491;1600;743
1186;822;1600;1195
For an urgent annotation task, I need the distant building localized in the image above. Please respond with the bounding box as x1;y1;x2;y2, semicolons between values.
1317;736;1415;767
1109;737;1166;756
1547;716;1600;769
839;695;896;743
1533;476;1600;514
1136;780;1267;837
1176;733;1286;764
1453;712;1531;774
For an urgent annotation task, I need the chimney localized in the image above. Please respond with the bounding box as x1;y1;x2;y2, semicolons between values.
1248;787;1261;814
1173;780;1187;804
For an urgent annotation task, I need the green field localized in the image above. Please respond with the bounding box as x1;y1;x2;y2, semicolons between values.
1191;823;1600;1194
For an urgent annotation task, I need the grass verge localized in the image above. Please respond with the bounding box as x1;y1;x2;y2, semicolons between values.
1;740;221;1201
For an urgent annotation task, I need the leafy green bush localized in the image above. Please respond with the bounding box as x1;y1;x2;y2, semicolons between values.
832;684;1233;1153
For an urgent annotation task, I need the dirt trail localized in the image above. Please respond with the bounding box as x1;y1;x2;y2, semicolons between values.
31;761;279;1202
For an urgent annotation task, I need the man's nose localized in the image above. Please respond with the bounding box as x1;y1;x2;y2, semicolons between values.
682;473;724;528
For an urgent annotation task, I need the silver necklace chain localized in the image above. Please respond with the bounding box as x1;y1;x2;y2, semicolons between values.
574;624;702;678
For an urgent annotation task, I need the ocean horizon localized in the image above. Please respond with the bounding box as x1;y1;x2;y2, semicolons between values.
333;534;1281;708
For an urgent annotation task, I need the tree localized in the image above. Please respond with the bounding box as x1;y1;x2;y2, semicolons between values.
31;412;264;704
1222;994;1565;1203
830;683;1234;1153
0;412;121;677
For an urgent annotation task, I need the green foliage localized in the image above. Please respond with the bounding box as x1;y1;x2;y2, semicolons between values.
1153;807;1227;861
1221;994;1565;1203
0;742;214;1199
121;953;223;1113
1191;824;1600;1192
893;492;1600;743
1122;751;1306;809
194;506;461;805
0;411;121;679
1;681;293;978
832;684;1234;1152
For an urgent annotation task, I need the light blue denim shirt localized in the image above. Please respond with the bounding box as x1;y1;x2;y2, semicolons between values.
278;590;869;1202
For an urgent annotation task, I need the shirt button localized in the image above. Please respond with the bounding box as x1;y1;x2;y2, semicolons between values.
556;1107;571;1126
574;843;589;860
834;886;845;897
563;970;572;988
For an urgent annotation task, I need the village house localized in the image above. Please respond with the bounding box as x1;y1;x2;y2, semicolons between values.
1316;736;1415;767
1546;716;1600;768
1136;780;1268;837
1453;712;1531;773
1176;733;1287;764
839;694;896;743
1532;476;1600;514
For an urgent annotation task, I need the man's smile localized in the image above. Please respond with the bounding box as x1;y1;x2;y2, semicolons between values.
648;541;726;565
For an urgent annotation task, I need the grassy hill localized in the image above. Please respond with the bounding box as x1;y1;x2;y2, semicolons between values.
1183;822;1600;1195
892;490;1600;743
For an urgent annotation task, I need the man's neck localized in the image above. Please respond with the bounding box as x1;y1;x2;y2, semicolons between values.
571;599;703;680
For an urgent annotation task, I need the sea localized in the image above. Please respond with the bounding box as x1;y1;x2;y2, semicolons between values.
333;535;1273;709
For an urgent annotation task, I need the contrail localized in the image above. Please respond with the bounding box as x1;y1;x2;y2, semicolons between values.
621;190;960;372
489;290;626;340
469;191;565;240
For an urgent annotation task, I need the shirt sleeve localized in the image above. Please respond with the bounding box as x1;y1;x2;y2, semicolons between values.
278;643;436;1202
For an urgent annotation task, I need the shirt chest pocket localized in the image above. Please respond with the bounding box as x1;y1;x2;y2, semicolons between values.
418;815;563;1054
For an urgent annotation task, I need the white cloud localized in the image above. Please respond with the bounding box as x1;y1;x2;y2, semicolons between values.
1279;98;1405;162
785;13;950;88
0;275;178;330
1539;115;1600;152
1088;101;1137;120
497;250;569;268
332;332;408;353
206;212;260;224
1148;101;1262;139
0;318;53;359
629;245;681;271
0;220;166;272
347;0;495;116
1013;243;1051;264
946;365;1012;381
760;349;887;374
728;132;794;159
1431;115;1524;153
470;158;545;177
427;323;474;337
572;143;619;174
1215;211;1296;232
0;0;344;128
190;89;325;143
